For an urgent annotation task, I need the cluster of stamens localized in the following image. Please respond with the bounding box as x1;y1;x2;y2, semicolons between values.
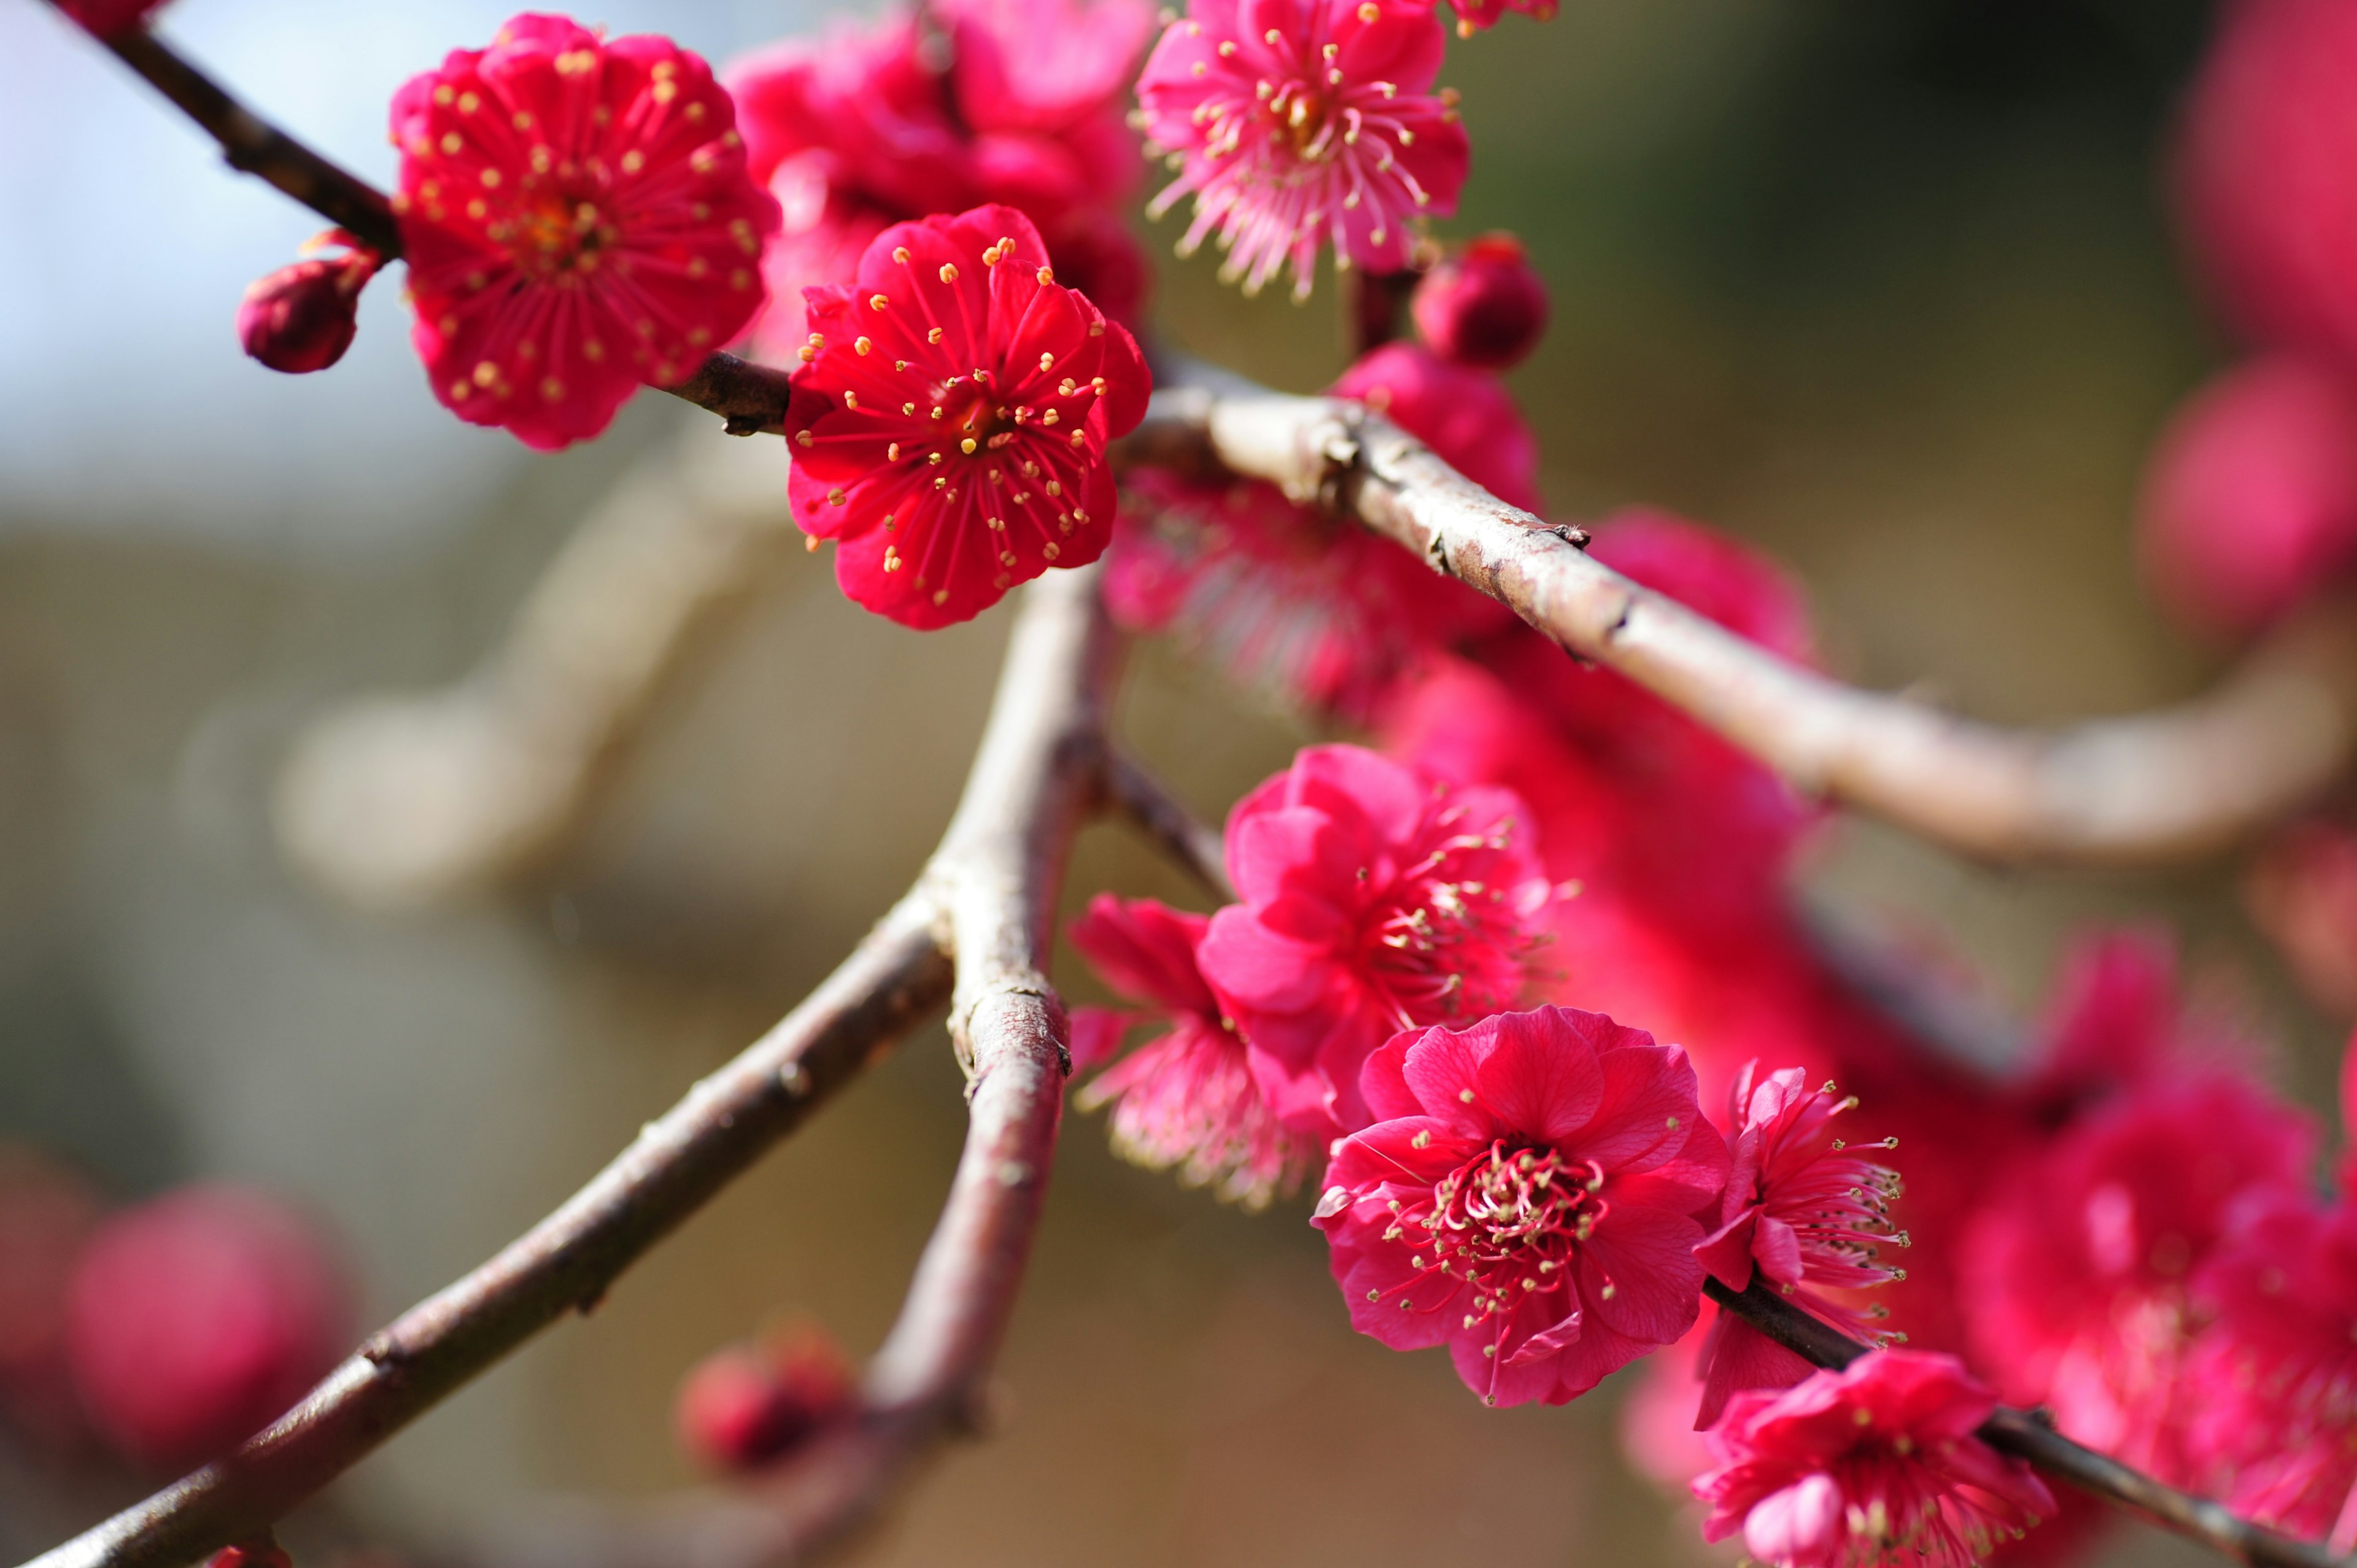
1358;805;1542;1030
1372;1141;1603;1340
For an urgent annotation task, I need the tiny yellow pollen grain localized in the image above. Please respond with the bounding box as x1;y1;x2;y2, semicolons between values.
927;326;944;344
940;263;959;282
893;246;911;265
827;489;848;507
855;336;873;356
1358;1;1380;18
961;437;978;454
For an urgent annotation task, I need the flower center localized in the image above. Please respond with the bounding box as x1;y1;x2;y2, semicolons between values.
1357;820;1536;1030
1268;81;1340;160
1380;1141;1604;1330
501;193;619;280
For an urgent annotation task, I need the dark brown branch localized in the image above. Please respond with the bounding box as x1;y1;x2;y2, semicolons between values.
1117;360;2357;867
1705;1280;2350;1568
1795;889;2028;1078
74;21;402;255
667;355;801;436
1102;749;1234;901
26;567;1124;1568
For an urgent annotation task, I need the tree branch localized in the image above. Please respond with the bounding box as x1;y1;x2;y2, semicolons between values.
74;21;402;255
1117;359;2357;867
1101;749;1234;901
22;566;1122;1568
1705;1280;2349;1568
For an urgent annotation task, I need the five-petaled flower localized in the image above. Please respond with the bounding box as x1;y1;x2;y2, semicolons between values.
782;204;1150;628
1067;895;1317;1210
391;13;782;450
1694;1349;2053;1568
1135;0;1469;299
1198;744;1555;1139
1316;1007;1729;1405
1691;1063;1906;1427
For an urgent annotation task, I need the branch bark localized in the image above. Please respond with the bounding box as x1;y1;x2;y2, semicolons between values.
1706;1280;2350;1568
1118;360;2357;867
23;566;1121;1568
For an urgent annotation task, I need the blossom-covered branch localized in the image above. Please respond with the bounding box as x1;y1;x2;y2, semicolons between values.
1119;359;2357;867
1708;1281;2348;1568
20;566;1121;1568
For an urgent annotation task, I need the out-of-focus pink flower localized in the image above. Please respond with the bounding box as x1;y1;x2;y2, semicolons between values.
2186;1192;2357;1549
1441;0;1555;37
1136;0;1468;299
1411;234;1549;369
675;1323;854;1473
391;14;781;450
2177;0;2357;369
1105;341;1528;720
236;236;381;376
55;0;168;37
2136;354;2357;638
726;0;1151;354
2248;819;2357;1021
783;206;1150;628
204;1542;291;1568
1958;1070;2315;1481
2009;929;2220;1128
1695;1350;2053;1568
1067;895;1317;1210
1197;744;1555;1139
65;1186;350;1473
1692;1064;1906;1427
1316;1007;1729;1405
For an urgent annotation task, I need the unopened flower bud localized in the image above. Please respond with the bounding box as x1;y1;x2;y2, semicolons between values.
1409;234;1549;370
2137;353;2357;638
675;1323;854;1473
236;241;379;375
56;0;171;37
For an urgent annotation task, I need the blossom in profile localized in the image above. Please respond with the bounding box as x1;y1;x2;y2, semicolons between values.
391;14;781;450
2136;354;2357;639
65;1186;350;1472
1957;1069;2315;1480
1694;1350;2053;1568
1315;1007;1729;1405
1067;895;1316;1210
1104;342;1529;721
1411;233;1549;368
724;0;1151;353
675;1322;854;1473
783;204;1150;628
2186;1191;2357;1548
1692;1064;1905;1427
1136;0;1469;299
1196;744;1554;1137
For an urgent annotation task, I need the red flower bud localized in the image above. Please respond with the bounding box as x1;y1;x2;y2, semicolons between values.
236;241;379;376
65;1185;352;1473
1410;234;1549;370
675;1324;854;1473
55;0;170;37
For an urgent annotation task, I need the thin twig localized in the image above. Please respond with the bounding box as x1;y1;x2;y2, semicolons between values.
1795;889;2028;1078
23;567;1124;1568
74;21;402;255
1705;1280;2350;1568
1118;359;2357;867
1101;749;1234;901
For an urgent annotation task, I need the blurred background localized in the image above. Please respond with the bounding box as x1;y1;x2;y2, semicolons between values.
0;0;2323;1563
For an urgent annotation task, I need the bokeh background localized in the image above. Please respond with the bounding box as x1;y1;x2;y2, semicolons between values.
0;0;2326;1563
